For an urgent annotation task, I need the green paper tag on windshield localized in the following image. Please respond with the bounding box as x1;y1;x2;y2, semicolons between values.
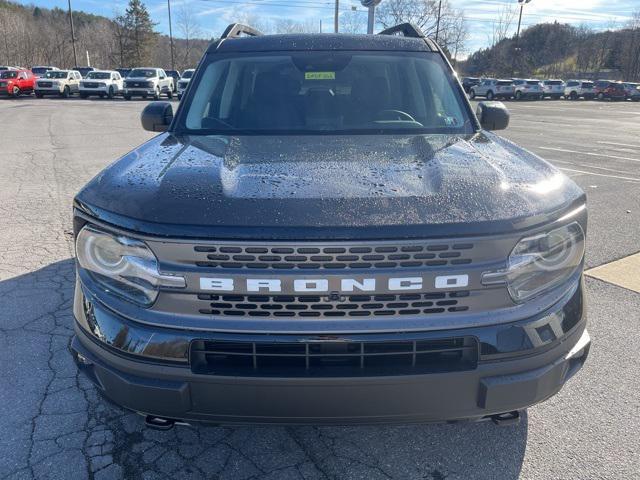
305;72;335;80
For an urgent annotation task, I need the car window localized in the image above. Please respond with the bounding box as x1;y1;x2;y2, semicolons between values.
87;72;111;80
182;70;195;79
181;51;473;135
129;69;157;78
497;81;512;86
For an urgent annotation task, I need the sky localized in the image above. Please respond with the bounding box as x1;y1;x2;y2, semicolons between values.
17;0;639;56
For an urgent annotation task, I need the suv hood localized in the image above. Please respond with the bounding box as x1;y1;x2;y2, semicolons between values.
76;132;585;239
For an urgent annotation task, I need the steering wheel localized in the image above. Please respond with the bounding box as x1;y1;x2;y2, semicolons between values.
375;109;418;123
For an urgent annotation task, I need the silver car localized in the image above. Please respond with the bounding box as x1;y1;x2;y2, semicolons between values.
564;80;595;100
469;79;515;100
542;79;565;99
512;79;543;100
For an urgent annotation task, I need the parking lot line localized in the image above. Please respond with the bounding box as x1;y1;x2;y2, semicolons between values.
558;167;640;183
538;146;640;163
586;252;640;293
596;141;640;149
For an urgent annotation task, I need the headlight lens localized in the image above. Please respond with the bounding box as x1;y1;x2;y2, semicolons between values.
483;222;585;303
76;225;185;306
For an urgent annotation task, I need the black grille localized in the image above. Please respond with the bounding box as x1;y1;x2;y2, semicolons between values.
196;291;470;318
125;81;149;88
38;81;52;88
190;336;478;377
192;242;474;270
83;82;100;88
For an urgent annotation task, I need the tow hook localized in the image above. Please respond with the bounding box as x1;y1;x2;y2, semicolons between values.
144;416;177;430
490;410;521;426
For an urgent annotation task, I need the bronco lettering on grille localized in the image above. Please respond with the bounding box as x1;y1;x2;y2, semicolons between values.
199;275;469;293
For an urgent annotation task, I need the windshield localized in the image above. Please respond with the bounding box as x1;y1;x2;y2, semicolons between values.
180;51;473;135
497;81;513;86
32;67;51;74
1;71;17;79
129;69;157;78
87;72;111;79
182;70;195;79
45;71;68;79
526;80;540;85
545;80;563;85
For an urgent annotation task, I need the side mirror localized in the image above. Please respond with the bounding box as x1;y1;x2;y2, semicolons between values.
476;101;510;131
141;101;173;132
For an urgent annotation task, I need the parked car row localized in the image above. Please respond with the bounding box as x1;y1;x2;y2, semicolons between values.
0;66;196;100
462;77;640;101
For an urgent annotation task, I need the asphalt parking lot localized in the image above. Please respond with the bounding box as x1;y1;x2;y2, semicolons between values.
0;97;639;480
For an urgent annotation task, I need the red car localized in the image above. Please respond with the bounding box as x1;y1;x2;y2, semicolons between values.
594;80;626;101
0;69;35;97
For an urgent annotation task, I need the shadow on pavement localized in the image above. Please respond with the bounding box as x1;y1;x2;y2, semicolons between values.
0;259;527;479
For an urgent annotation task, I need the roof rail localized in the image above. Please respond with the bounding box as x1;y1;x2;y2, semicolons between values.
220;23;263;40
378;23;425;39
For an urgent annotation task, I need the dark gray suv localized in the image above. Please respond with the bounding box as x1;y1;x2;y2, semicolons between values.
71;23;590;428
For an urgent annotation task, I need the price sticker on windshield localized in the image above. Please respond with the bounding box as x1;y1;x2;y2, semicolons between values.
305;72;335;80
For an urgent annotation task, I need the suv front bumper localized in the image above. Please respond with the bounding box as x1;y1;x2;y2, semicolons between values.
124;88;157;97
71;278;589;425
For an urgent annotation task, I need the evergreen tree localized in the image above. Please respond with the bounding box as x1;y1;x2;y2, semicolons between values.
122;0;157;66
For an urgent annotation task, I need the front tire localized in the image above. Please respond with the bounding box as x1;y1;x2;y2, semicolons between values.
11;86;20;97
469;89;476;99
124;94;131;101
153;87;160;100
107;86;114;99
515;91;522;100
61;86;70;98
486;90;494;100
597;92;605;101
167;89;173;99
35;91;43;99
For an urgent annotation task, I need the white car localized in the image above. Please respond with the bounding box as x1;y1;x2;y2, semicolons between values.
542;79;565;99
564;80;595;100
123;68;174;100
79;70;124;99
512;79;543;100
34;70;82;98
469;79;515;100
177;69;195;100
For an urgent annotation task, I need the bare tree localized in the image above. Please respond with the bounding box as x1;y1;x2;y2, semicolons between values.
490;4;517;47
340;9;365;34
273;18;318;34
377;0;468;54
177;3;203;70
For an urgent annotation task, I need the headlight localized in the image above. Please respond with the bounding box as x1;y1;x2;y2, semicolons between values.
482;222;585;303
76;225;185;306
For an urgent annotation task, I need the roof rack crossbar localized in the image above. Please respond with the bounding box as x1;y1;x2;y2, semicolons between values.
221;23;263;40
378;23;425;39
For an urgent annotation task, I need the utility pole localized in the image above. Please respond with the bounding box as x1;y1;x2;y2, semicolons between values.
67;0;78;67
167;0;175;71
334;0;339;33
435;0;442;43
512;0;532;75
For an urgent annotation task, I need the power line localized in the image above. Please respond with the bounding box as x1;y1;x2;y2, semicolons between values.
195;0;629;26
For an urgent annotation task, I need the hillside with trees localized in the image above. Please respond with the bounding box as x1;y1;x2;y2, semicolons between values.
0;0;210;70
461;12;640;81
